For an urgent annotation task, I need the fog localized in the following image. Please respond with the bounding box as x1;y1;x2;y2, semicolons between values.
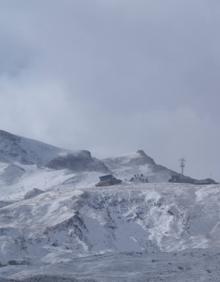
0;0;219;179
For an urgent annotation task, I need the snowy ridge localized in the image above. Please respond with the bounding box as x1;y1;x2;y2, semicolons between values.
103;149;178;183
0;130;108;173
0;130;66;166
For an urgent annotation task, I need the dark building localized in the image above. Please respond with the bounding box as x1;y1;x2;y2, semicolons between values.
99;175;114;182
96;174;122;187
169;174;218;185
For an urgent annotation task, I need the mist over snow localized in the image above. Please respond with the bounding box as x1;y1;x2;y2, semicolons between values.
0;0;219;181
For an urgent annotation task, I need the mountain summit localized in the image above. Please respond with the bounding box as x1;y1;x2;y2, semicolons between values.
0;130;108;172
0;130;216;187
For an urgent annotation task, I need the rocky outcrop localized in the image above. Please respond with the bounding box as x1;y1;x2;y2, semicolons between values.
24;188;44;200
47;151;109;173
0;164;25;185
0;130;108;174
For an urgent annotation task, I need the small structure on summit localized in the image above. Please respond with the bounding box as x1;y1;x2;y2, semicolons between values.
169;174;218;185
179;158;186;175
96;174;122;187
130;174;149;183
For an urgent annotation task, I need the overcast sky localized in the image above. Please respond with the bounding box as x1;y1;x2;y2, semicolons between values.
0;0;219;180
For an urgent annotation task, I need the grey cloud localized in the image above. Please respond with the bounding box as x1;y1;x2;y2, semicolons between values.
0;0;219;180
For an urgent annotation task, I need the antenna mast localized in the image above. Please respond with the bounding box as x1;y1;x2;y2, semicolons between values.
179;158;186;175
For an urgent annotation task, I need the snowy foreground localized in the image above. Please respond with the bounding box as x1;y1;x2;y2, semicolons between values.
0;183;220;281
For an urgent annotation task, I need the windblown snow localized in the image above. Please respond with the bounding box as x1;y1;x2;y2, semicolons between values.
0;130;219;281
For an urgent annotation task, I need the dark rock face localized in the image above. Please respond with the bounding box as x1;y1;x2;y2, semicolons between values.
1;164;25;185
0;201;13;208
47;152;109;173
0;130;31;164
134;150;156;166
0;130;109;173
24;188;44;200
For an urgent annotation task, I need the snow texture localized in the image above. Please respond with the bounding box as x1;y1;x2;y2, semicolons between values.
0;130;219;281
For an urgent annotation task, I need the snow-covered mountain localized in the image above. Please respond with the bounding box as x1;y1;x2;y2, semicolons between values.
0;130;215;200
0;130;65;166
0;130;108;171
0;130;219;281
0;130;109;200
102;149;216;185
103;149;177;182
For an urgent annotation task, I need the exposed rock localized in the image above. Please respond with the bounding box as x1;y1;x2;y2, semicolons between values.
0;130;109;174
24;188;44;200
47;152;109;173
0;201;13;208
0;164;25;185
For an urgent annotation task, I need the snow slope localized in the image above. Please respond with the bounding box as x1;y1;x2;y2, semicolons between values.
0;183;220;281
0;130;108;171
0;130;109;200
0;164;106;201
103;150;217;185
103;150;179;182
0;130;66;166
